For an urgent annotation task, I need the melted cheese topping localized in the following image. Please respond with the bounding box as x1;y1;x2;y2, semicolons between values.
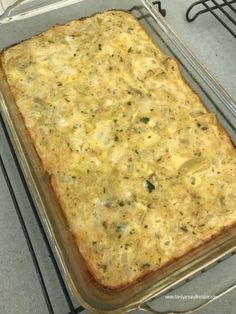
2;11;236;288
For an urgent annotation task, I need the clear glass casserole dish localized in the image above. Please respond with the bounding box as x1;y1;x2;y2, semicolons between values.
0;1;235;313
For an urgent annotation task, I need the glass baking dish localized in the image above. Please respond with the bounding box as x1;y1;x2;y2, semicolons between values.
0;0;236;313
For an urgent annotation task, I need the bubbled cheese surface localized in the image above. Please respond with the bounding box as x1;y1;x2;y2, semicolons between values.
2;11;236;288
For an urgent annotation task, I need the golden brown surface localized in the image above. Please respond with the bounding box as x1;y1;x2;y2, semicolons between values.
1;11;236;288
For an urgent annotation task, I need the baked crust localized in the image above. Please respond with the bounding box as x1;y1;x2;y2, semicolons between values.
1;11;236;288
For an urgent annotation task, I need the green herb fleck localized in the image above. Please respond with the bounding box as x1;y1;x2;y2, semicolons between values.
116;226;122;232
140;117;150;124
146;180;155;193
102;221;108;229
124;243;131;250
98;264;107;272
180;225;188;233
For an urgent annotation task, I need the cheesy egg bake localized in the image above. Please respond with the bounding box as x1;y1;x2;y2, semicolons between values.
1;11;236;289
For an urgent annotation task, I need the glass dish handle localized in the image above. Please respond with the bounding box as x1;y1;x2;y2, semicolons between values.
0;0;167;19
0;0;66;21
139;281;236;314
0;0;32;18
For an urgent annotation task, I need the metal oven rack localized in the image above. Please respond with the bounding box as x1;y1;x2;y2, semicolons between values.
186;0;236;38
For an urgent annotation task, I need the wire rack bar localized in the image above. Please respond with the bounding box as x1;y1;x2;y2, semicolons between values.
186;0;236;38
0;114;84;314
152;1;166;16
223;0;236;13
0;153;54;314
210;0;236;24
186;0;236;21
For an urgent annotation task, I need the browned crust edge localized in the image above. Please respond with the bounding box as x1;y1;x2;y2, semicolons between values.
1;10;236;291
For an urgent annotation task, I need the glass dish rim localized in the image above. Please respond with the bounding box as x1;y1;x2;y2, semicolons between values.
0;1;235;313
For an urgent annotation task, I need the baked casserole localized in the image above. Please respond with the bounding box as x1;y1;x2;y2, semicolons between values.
1;11;236;288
